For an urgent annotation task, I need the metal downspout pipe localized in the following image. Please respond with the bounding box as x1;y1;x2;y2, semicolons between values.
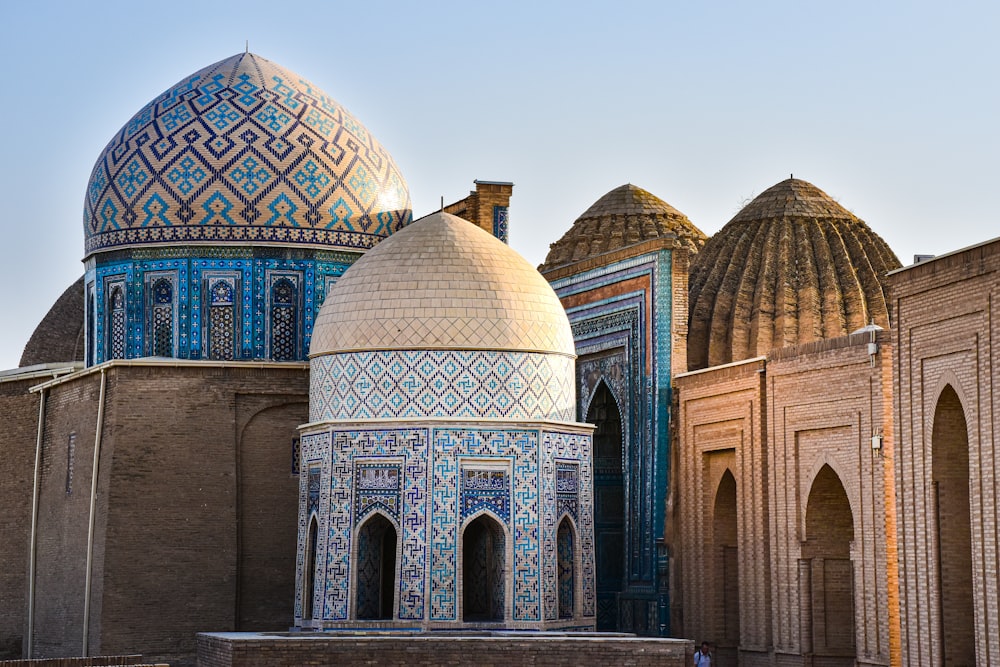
82;368;107;656
26;388;46;659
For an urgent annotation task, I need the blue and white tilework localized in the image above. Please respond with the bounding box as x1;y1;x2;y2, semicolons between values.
309;350;576;422
85;248;352;364
294;423;594;629
84;53;411;255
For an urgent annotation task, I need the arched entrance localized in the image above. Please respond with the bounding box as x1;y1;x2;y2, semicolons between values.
462;514;506;622
557;517;576;619
355;513;397;620
932;385;974;666
302;515;318;621
802;465;855;664
588;382;624;631
713;470;739;652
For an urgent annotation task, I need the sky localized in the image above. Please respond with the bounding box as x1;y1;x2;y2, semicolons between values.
0;0;997;371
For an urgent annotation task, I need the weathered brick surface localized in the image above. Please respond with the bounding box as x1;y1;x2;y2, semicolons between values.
676;331;896;667
28;362;307;667
196;633;693;667
442;181;512;238
0;377;42;659
888;238;1000;667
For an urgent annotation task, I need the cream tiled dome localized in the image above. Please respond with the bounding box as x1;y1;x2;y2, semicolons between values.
311;212;576;356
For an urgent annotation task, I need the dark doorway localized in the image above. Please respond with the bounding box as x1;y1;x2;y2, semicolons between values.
558;517;576;618
932;385;975;666
463;514;505;622
355;513;397;620
303;516;318;621
588;382;624;631
713;470;740;650
803;465;855;665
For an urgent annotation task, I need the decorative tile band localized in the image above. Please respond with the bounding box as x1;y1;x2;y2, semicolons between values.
295;425;594;626
309;350;576;422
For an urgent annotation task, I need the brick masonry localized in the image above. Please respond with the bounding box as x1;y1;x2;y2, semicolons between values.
675;330;897;667
27;361;309;667
195;632;693;667
888;238;1000;667
0;376;43;658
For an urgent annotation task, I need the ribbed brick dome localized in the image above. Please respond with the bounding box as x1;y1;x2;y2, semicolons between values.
539;184;705;272
687;178;901;371
20;277;85;367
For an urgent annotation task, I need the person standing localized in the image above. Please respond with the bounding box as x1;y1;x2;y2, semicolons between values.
694;641;712;667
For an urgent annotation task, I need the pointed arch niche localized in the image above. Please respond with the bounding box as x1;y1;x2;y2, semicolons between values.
462;513;506;622
931;384;975;666
302;514;318;621
557;516;576;619
713;470;739;646
587;381;624;631
802;464;855;662
355;513;397;621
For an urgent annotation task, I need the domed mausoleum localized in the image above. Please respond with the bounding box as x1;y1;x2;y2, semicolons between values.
297;212;595;629
686;178;901;371
82;52;411;364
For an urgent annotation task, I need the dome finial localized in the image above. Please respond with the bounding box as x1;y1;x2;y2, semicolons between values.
245;40;249;54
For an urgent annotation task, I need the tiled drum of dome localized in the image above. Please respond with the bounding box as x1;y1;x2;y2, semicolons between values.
309;350;576;423
84;53;411;255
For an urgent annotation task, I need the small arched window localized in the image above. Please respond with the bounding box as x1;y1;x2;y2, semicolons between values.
151;278;174;357
208;279;235;360
107;285;126;360
270;278;298;361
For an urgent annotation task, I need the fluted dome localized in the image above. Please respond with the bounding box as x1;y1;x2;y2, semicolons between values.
84;53;411;256
687;178;901;371
539;184;705;273
311;211;576;357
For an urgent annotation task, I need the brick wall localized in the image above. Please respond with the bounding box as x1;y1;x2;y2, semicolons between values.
196;633;694;667
766;332;893;667
442;181;513;239
29;362;308;667
888;238;1000;667
0;377;42;659
676;330;897;667
674;358;768;667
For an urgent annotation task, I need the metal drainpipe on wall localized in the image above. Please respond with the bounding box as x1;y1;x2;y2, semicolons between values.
83;368;107;656
26;388;47;660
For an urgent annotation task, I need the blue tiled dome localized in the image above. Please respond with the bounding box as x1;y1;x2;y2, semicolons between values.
83;53;411;256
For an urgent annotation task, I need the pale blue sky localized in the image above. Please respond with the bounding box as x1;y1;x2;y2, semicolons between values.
1;0;997;371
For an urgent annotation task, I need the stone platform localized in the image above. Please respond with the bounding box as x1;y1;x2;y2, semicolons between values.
197;631;693;667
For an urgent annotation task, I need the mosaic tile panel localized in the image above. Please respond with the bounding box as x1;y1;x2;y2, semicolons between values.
310;350;575;422
551;251;673;634
355;462;402;523
540;433;595;620
296;429;428;622
85;53;411;254
86;249;350;363
296;424;593;628
430;429;539;622
461;468;511;523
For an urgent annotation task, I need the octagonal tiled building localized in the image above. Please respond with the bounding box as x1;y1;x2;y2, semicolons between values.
296;212;595;630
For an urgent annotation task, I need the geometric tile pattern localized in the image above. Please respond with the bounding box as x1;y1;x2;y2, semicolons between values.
541;433;595;620
295;424;594;628
461;468;511;523
309;350;576;422
86;248;350;363
550;250;672;634
84;53;411;255
429;429;538;622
